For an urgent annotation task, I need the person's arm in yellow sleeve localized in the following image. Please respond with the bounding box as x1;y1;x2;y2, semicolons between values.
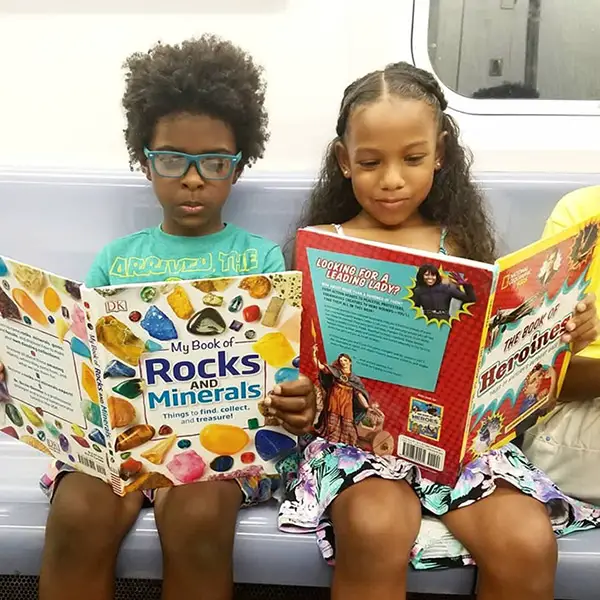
543;188;600;401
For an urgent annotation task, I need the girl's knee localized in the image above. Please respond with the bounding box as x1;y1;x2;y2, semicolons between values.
332;479;420;563
157;481;241;558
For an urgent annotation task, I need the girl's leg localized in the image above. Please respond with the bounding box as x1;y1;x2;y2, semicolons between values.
154;480;242;600
39;473;144;600
330;478;421;600
442;483;557;600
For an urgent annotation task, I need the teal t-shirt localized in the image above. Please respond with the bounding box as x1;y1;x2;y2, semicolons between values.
85;224;285;287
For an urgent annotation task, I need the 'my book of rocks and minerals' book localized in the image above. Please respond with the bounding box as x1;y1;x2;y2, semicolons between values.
297;217;599;485
0;258;301;495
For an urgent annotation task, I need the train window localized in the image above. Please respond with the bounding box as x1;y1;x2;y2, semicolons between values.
412;0;600;114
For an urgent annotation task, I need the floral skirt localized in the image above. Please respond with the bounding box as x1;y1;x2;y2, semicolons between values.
278;438;600;570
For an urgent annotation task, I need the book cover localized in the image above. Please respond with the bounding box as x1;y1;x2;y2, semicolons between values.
297;219;599;485
0;256;301;495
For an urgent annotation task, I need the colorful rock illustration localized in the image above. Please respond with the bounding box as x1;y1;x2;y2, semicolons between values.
119;457;143;480
81;362;99;404
210;455;234;472
140;286;157;303
255;429;297;462
96;316;145;366
145;340;163;353
115;424;156;452
239;276;271;299
103;359;136;379
45;421;60;438
112;378;144;400
167;285;194;319
72;435;90;448
261;296;285;328
59;434;70;452
274;367;299;384
71;304;88;341
0;380;9;403
141;434;176;465
166;449;206;484
55;317;70;342
71;424;85;437
108;395;136;428
64;280;82;301
202;293;224;307
21;435;53;456
0;288;20;320
82;399;102;427
228;295;243;312
21;404;43;427
89;429;106;447
13;264;47;295
71;337;91;359
1;426;18;439
252;332;296;368
12;289;47;326
0;257;8;277
124;471;174;494
186;308;226;336
43;287;61;312
140;306;178;341
199;424;249;455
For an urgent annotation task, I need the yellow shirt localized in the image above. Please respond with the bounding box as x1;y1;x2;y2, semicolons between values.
542;186;600;359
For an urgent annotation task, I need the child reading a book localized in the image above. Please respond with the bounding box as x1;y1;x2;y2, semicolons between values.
0;36;315;600
278;62;600;600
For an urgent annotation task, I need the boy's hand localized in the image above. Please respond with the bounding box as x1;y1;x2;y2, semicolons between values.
262;375;316;436
562;294;599;355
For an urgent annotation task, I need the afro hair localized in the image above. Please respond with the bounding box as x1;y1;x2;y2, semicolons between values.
122;34;269;170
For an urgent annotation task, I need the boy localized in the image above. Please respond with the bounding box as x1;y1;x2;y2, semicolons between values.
1;35;315;600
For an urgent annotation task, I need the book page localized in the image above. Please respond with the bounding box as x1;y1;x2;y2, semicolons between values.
0;257;111;481
464;218;600;462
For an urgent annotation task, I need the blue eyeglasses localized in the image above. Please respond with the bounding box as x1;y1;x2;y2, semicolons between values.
143;148;242;180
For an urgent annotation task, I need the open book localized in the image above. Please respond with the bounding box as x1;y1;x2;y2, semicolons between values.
296;218;599;485
0;260;301;495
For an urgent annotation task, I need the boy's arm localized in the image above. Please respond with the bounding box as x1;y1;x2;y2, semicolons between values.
262;246;286;273
84;247;111;287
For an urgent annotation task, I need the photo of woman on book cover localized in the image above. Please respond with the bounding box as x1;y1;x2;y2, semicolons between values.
410;264;476;323
312;345;371;445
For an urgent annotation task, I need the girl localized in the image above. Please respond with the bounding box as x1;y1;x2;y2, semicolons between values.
279;62;600;600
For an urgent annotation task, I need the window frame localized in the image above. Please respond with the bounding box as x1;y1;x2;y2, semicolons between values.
411;0;600;116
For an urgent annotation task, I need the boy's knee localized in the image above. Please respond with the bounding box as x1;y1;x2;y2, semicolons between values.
48;474;141;555
157;481;241;559
332;479;420;567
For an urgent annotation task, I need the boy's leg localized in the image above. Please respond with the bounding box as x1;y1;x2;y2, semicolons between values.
39;472;144;600
154;480;242;600
441;482;557;600
330;478;421;600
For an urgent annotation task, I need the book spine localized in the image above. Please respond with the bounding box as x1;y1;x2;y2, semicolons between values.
82;288;124;496
458;266;500;463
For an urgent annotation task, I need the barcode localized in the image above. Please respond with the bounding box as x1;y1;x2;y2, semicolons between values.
398;435;445;472
77;454;107;477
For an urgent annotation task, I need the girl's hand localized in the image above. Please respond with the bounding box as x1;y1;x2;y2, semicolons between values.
562;294;599;355
262;375;316;436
